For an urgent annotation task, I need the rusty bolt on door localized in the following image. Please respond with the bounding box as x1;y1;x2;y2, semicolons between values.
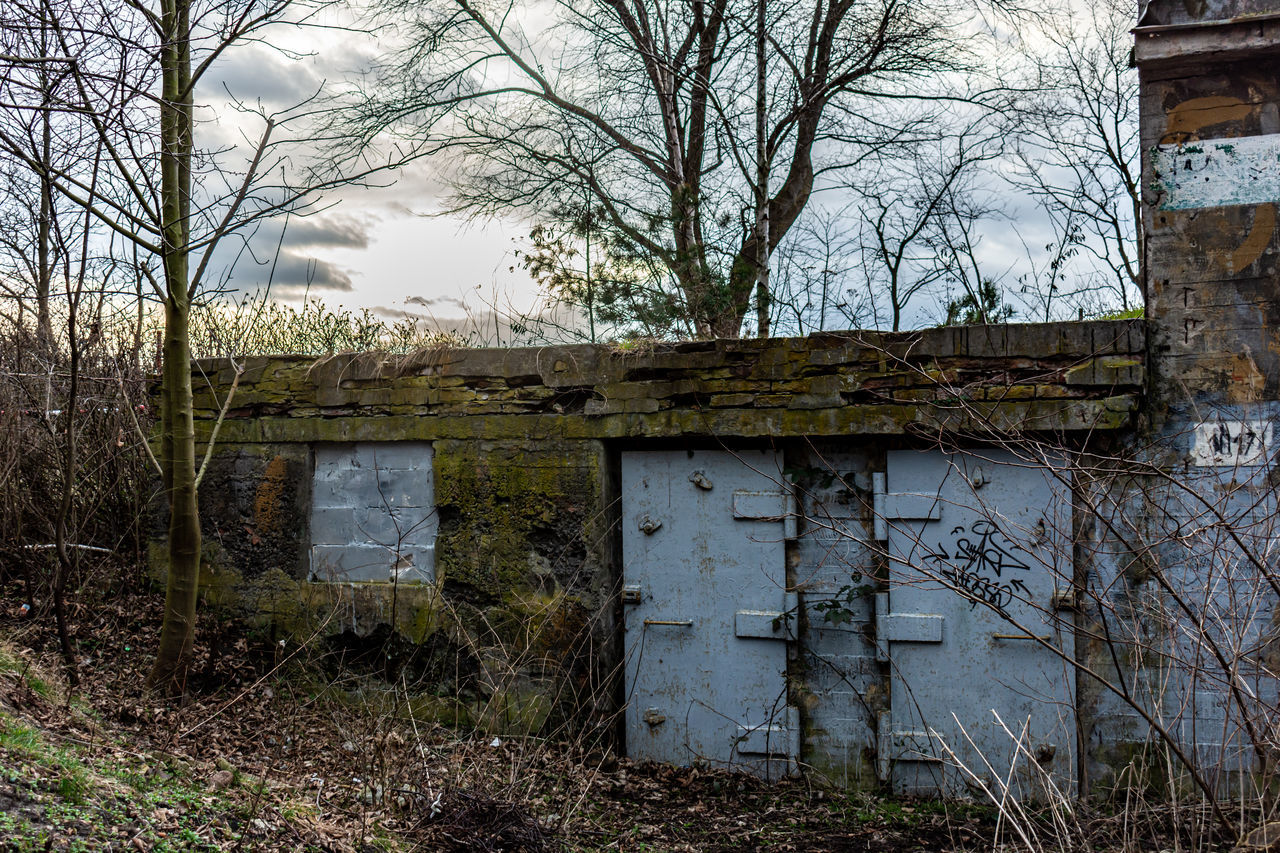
688;470;713;490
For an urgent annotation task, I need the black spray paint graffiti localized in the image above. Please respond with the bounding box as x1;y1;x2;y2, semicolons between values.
924;520;1031;613
1203;418;1265;460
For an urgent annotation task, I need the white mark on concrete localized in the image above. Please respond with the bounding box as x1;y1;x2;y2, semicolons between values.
1190;418;1272;467
1154;133;1280;210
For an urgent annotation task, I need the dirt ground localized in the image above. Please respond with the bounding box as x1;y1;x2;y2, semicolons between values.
0;583;1235;852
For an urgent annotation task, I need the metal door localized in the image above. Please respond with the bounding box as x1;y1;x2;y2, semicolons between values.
876;449;1076;797
621;449;798;777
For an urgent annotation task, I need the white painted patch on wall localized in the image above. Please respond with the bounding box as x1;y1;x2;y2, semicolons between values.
310;442;437;583
1153;133;1280;210
1190;418;1273;467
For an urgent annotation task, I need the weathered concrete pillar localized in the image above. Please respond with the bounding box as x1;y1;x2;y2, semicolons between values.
1138;0;1280;414
1092;3;1280;797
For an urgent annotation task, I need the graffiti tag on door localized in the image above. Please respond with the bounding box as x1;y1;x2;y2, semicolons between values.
925;520;1030;614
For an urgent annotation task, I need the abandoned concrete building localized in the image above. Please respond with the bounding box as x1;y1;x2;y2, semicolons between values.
167;0;1280;797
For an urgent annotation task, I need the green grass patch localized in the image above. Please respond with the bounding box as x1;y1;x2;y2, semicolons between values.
1093;305;1144;320
23;674;53;699
55;760;90;804
0;717;43;754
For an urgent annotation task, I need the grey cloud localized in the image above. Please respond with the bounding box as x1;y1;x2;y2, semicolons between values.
208;46;324;108
232;250;354;292
369;300;591;348
283;215;372;250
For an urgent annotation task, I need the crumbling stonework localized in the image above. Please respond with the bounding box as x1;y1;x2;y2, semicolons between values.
194;322;1143;443
175;321;1144;771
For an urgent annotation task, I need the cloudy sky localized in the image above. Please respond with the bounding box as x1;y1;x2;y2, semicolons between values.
201;19;540;333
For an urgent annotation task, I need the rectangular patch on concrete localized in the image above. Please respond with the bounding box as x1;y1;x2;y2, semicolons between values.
1190;419;1272;467
1153;134;1280;210
310;442;437;582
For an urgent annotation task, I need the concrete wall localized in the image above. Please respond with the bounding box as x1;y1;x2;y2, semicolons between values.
1072;0;1280;795
173;322;1143;781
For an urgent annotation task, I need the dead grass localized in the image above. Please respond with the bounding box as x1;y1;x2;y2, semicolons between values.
0;582;1244;852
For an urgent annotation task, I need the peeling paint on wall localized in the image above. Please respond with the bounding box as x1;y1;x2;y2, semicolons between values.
1153;133;1280;209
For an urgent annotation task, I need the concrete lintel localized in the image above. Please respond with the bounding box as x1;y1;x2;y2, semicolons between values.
1135;17;1280;65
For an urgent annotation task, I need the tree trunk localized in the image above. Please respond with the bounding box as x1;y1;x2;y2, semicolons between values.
146;0;200;696
148;296;200;694
753;0;769;338
720;114;819;338
35;15;55;358
53;304;79;689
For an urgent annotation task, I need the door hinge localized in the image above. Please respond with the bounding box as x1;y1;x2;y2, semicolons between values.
876;709;944;782
874;592;944;662
872;472;942;540
735;705;800;759
734;591;798;639
732;489;799;540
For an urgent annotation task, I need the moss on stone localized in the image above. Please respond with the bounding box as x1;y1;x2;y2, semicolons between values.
433;441;602;602
471;682;555;736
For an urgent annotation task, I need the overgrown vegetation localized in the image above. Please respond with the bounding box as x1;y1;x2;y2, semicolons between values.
187;297;475;358
0;593;1255;852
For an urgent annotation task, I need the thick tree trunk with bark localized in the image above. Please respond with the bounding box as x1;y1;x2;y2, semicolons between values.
720;115;819;337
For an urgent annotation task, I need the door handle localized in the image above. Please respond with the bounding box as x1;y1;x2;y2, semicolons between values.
992;633;1051;641
643;619;694;627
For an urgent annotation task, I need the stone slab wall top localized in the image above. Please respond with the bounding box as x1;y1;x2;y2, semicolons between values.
190;321;1144;440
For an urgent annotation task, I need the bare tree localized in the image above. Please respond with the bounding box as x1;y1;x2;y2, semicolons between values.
766;204;865;334
845;118;1005;330
0;0;388;693
1002;0;1142;316
346;0;1011;338
0;0;93;359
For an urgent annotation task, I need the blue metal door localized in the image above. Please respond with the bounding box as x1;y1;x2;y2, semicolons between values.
877;449;1076;797
621;449;798;777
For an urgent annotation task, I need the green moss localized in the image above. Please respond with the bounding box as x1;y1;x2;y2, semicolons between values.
146;540;169;584
291;580;444;644
197;551;239;609
325;687;472;728
191;553;445;646
475;588;591;665
1090;739;1185;797
433;442;601;599
405;694;473;728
